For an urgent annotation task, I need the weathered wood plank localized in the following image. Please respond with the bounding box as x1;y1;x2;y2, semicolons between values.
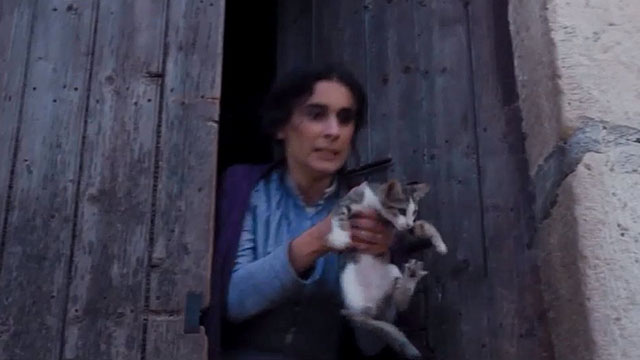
0;0;34;270
311;0;370;169
364;1;393;175
146;318;207;360
360;1;491;358
312;0;367;80
276;0;312;76
374;0;431;341
468;1;554;359
0;1;98;358
62;1;167;359
151;0;223;313
412;1;491;359
147;0;224;358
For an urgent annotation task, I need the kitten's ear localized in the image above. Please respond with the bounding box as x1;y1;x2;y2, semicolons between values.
407;182;430;201
381;179;404;201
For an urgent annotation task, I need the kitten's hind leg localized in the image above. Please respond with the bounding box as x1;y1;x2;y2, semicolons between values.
326;205;352;250
413;220;447;254
341;309;422;360
393;259;428;312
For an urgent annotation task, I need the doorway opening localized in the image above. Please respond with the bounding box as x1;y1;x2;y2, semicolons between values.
217;0;278;173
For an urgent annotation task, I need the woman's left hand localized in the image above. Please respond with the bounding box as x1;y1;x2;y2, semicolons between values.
349;209;395;256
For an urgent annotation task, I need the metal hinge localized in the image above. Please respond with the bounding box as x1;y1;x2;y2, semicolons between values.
184;291;202;334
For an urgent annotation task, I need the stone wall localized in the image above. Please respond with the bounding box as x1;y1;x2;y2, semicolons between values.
509;0;640;358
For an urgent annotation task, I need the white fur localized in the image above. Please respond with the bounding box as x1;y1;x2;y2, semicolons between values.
394;199;417;231
350;184;384;213
406;200;416;224
340;254;401;316
326;218;351;250
416;220;448;254
326;184;384;251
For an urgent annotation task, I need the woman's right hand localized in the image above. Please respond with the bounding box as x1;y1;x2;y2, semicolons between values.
288;215;333;274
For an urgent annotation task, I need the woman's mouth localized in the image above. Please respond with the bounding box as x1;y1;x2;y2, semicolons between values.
314;149;339;159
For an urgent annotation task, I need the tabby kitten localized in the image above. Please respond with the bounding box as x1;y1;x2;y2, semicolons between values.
326;180;447;359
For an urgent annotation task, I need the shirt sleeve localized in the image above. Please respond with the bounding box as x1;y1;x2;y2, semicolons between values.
225;197;324;323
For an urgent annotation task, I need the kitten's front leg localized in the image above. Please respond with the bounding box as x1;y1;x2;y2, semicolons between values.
326;205;352;250
393;259;428;312
413;219;447;254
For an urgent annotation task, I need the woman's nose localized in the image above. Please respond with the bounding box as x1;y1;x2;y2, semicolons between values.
323;115;340;138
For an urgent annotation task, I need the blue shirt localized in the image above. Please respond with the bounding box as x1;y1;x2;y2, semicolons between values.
225;167;344;359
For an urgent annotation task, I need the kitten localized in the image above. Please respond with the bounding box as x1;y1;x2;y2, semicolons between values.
326;180;447;359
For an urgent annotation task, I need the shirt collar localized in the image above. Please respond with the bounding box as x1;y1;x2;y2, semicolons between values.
282;170;338;212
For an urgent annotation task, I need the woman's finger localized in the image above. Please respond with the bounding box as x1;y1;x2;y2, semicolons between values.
350;217;382;231
350;208;378;219
351;229;385;245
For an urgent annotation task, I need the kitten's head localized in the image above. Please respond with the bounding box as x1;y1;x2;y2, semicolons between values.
376;180;430;231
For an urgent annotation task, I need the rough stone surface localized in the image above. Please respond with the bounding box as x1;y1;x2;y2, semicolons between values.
537;147;640;360
508;0;565;174
510;1;640;359
533;120;640;223
550;0;640;130
509;0;640;173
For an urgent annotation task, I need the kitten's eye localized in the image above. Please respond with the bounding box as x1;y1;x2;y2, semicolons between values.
398;208;407;217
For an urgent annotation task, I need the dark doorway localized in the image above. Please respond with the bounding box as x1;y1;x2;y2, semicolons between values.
217;0;278;173
216;0;553;359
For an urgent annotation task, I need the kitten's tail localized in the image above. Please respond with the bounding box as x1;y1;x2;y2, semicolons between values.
342;310;422;360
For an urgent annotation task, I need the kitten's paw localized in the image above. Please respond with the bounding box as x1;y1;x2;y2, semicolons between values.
413;220;447;255
326;227;352;250
403;259;428;281
433;238;448;255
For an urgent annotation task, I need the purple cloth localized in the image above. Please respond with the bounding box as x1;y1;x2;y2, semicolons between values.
205;163;274;360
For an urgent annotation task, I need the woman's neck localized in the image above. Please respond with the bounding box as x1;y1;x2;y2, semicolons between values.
286;161;334;206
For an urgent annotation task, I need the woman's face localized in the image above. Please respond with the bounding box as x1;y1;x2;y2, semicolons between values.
278;80;357;178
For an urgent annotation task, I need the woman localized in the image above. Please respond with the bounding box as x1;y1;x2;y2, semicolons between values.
207;64;395;360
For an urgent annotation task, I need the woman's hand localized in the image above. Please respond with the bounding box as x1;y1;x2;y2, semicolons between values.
349;209;395;255
288;215;332;274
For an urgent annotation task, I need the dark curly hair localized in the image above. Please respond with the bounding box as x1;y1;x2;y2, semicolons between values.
261;63;368;161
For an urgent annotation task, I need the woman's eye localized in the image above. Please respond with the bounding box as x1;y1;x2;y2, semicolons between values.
306;108;326;121
337;109;355;124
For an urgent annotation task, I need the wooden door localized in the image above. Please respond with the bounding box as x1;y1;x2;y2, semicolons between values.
0;1;224;359
278;0;553;359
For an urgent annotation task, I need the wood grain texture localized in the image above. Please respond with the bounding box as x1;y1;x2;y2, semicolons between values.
419;2;492;358
62;1;167;359
364;1;490;358
0;0;35;273
311;0;370;169
363;0;393;173
146;318;207;360
373;0;434;340
276;0;312;76
147;0;224;358
468;1;554;359
0;1;98;358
